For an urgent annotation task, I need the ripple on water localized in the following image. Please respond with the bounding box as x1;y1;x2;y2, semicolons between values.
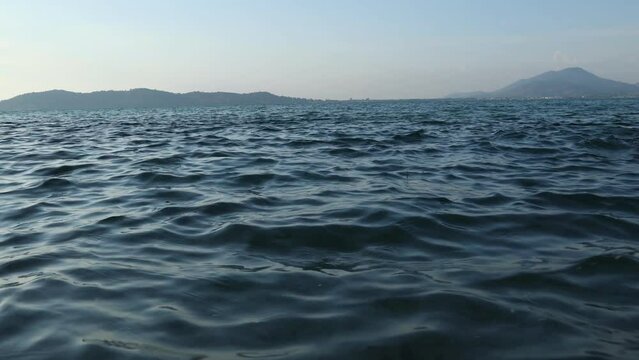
1;100;639;359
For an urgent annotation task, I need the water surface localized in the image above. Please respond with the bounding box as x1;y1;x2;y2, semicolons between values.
1;100;638;359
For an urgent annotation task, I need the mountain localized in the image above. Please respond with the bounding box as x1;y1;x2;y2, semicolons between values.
0;88;311;111
448;67;639;99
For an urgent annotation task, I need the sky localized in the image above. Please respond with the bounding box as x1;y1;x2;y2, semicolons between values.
1;0;638;100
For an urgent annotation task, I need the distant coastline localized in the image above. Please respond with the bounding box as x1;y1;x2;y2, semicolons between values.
2;68;639;112
447;67;639;100
0;89;316;112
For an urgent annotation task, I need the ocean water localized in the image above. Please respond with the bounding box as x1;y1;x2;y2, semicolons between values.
1;100;638;360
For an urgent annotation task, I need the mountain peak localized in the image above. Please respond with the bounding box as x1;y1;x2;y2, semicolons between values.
449;67;639;99
558;67;589;74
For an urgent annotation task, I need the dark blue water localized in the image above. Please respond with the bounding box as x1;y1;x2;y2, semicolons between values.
1;100;638;360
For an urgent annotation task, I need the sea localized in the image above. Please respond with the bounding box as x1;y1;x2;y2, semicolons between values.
1;99;638;360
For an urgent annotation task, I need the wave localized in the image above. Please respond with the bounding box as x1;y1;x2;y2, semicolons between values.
2;100;639;359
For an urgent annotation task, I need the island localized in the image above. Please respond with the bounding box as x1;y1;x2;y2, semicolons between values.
0;89;312;111
448;67;639;99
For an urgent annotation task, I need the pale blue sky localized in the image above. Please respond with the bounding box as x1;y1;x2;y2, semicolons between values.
1;0;638;99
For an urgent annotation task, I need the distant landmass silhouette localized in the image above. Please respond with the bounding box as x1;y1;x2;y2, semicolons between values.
448;67;639;99
3;68;638;111
0;89;311;111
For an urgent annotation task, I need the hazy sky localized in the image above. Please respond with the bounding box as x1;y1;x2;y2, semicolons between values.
1;0;638;100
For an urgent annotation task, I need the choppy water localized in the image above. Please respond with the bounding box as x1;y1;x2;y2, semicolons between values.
1;100;639;360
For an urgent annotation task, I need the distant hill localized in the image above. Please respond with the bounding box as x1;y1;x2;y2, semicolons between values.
0;88;311;111
448;67;639;99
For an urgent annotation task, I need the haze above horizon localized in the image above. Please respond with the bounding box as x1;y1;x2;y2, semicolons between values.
1;0;638;100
